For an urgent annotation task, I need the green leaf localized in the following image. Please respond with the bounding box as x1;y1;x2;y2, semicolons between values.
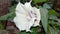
18;27;38;34
33;0;48;3
0;12;15;20
9;4;16;13
48;9;58;16
0;5;16;20
18;31;30;34
49;26;58;34
57;13;60;18
19;32;27;34
57;19;60;23
0;21;3;29
43;3;52;9
48;20;60;34
31;27;38;34
48;20;60;26
49;15;57;20
39;6;48;34
32;0;48;4
56;29;60;34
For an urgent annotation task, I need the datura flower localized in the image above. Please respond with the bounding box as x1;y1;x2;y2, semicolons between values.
13;0;41;32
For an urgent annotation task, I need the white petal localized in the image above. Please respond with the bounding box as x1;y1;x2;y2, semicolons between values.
13;2;33;31
16;2;28;15
13;15;27;30
25;18;35;32
32;7;41;26
13;1;41;32
24;2;33;13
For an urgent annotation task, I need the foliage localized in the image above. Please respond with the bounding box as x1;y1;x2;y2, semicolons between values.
40;6;48;34
32;0;48;5
0;4;16;20
0;21;3;29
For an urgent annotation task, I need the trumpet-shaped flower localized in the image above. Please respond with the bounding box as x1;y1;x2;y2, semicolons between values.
13;0;41;32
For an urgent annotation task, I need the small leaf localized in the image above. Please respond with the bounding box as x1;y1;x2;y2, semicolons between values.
48;9;58;16
49;15;57;20
48;20;60;26
32;0;48;4
43;3;52;9
18;31;30;34
0;21;3;29
9;4;16;13
31;27;38;34
33;0;48;2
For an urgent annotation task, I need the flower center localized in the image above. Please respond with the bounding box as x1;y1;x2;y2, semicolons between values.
27;11;37;22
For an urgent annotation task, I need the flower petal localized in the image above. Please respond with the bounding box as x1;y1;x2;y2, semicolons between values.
32;7;41;26
13;1;41;32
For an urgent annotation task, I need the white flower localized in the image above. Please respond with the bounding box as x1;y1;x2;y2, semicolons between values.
13;0;41;32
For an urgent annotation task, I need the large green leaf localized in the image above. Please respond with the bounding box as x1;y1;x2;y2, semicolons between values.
39;6;48;34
